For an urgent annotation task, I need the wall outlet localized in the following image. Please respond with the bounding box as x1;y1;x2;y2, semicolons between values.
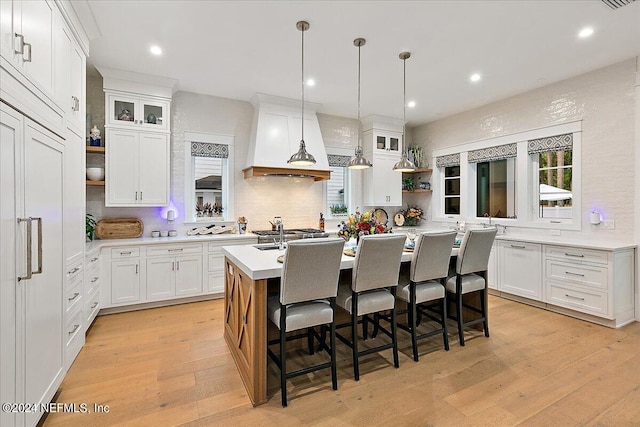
602;219;615;230
550;229;561;236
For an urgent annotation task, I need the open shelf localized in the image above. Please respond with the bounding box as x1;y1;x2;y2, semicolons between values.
86;146;105;154
402;189;432;194
86;180;105;186
403;167;432;174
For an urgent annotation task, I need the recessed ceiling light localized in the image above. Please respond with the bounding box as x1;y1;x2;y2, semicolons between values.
470;73;481;83
306;78;316;87
407;101;416;108
578;27;594;38
150;45;163;55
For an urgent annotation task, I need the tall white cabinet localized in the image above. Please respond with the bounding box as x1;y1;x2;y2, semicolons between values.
98;67;175;207
0;1;88;426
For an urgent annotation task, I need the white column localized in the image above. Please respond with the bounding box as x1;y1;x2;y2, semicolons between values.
635;58;640;321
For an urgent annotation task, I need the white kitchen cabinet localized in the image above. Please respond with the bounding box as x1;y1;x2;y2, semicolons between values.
64;128;85;265
363;153;402;206
54;17;85;134
106;128;169;206
207;240;258;293
497;240;542;299
106;91;170;132
84;249;101;329
146;244;204;300
1;104;66;427
110;256;141;305
64;260;84;369
487;243;498;290
0;0;56;98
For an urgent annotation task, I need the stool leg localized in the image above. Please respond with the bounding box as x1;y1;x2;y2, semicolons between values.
456;275;465;346
442;292;450;351
390;296;399;369
279;306;288;407
330;300;338;391
351;292;360;381
481;288;490;338
307;327;315;355
410;283;419;362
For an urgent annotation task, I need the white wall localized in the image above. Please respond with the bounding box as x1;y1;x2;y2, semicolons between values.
413;58;638;242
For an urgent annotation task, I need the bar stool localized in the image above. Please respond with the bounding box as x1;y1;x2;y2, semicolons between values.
266;238;345;407
395;230;457;361
446;228;497;346
336;234;406;381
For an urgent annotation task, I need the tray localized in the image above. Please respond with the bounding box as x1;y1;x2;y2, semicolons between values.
95;218;144;239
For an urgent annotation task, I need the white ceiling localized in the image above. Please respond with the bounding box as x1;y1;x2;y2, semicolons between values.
77;0;640;126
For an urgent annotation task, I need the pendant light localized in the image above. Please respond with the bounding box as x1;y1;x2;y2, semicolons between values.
288;20;316;166
393;51;416;172
347;38;372;170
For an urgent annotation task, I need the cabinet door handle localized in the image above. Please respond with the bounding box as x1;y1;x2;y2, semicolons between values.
14;33;24;54
68;292;80;301
91;277;98;283
168;248;183;252
565;271;585;277
32;217;42;275
135;191;138;201
120;251;132;255
176;261;180;270
91;302;99;309
71;96;80;112
564;252;584;258
140;191;142;201
172;261;175;271
135;264;138;274
23;42;32;62
90;257;99;262
68;324;80;335
510;245;526;249
17;218;33;281
565;293;585;301
68;267;80;275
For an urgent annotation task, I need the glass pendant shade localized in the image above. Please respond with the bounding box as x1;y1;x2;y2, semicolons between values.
288;20;316;166
393;51;415;172
347;37;372;170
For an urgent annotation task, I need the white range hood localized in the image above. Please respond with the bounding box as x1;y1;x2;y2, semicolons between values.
243;93;330;181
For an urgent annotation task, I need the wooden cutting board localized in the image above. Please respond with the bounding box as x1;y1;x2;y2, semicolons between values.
95;218;144;239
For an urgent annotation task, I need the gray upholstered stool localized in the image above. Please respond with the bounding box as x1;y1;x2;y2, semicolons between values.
266;238;345;407
395;230;457;361
336;233;406;381
446;228;497;346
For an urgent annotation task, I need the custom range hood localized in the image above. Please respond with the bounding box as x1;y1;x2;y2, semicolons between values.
243;93;330;181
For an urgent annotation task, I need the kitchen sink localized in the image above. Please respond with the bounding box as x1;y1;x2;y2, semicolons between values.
254;244;286;251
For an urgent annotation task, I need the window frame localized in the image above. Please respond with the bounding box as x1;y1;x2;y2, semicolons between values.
323;146;359;218
432;121;582;230
183;131;235;224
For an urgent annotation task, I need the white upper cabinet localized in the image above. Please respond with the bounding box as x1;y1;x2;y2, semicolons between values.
1;0;56;98
106;92;170;132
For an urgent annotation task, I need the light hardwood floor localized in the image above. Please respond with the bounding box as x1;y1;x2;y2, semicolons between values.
43;296;640;426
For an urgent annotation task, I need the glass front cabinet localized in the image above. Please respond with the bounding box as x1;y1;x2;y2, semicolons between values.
106;92;170;132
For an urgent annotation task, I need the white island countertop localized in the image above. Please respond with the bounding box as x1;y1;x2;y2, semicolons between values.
222;241;459;281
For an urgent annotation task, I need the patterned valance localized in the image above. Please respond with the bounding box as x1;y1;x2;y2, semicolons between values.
328;154;352;167
191;142;229;158
528;133;573;154
468;143;517;163
436;153;460;168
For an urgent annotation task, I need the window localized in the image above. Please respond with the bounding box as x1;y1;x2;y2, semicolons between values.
536;150;573;219
184;132;235;223
444;166;461;215
325;152;352;217
476;158;517;218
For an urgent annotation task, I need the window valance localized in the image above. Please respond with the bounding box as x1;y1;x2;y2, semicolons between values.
191;142;229;158
528;133;573;154
468;143;517;163
436;153;460;168
327;154;352;168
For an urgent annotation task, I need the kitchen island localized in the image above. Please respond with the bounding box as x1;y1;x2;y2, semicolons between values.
222;242;458;406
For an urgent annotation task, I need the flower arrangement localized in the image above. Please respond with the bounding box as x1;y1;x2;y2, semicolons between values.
398;205;424;226
337;210;388;241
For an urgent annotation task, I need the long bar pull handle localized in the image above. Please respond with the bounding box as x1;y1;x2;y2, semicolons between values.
565;294;585;301
68;324;80;335
565;271;585;277
32;217;42;275
17;218;33;281
565;252;585;258
135;264;138;274
172;261;175;271
510;245;526;249
23;42;32;62
14;33;24;54
68;292;80;301
176;261;179;271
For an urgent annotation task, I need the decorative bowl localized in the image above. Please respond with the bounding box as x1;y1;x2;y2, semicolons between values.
86;167;105;181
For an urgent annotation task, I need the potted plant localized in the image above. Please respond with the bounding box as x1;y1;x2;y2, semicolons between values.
330;203;348;215
86;214;96;241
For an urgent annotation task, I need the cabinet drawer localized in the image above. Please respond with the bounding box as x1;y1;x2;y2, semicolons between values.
147;243;203;257
66;261;83;281
546;281;609;317
111;247;140;258
545;260;607;291
65;275;83;313
65;306;84;347
85;288;100;328
85;273;100;296
544;245;608;265
208;272;224;294
85;253;100;271
208;254;224;272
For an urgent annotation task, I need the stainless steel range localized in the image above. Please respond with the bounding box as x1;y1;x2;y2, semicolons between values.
252;228;329;244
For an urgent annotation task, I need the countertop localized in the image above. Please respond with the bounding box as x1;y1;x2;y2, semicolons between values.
86;232;258;252
494;234;636;251
222;241;459;281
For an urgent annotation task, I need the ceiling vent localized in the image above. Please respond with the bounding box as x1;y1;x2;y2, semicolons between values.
601;0;636;9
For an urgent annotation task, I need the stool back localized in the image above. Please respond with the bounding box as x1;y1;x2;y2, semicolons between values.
456;228;497;275
410;230;457;283
352;234;406;292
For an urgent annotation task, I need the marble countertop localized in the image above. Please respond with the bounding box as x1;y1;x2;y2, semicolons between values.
86;232;258;252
